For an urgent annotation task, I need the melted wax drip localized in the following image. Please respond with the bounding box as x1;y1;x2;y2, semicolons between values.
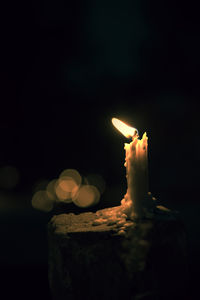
92;192;157;235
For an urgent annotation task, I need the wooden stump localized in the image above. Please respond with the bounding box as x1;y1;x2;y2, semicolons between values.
48;206;188;300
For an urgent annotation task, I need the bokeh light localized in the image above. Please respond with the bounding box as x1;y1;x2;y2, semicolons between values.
59;169;82;186
73;185;100;208
46;179;57;201
32;190;54;212
55;176;79;202
31;168;105;211
85;174;106;194
0;166;20;189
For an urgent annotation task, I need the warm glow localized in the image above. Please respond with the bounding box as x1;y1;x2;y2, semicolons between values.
112;118;138;138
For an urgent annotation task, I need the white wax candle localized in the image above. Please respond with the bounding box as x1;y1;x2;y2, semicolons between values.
123;132;149;218
112;118;151;219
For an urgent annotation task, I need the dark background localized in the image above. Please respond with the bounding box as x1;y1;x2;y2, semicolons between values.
0;1;199;299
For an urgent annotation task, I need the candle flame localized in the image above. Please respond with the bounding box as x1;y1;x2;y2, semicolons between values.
112;118;138;138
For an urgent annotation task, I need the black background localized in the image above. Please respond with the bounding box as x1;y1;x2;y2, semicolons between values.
0;1;200;299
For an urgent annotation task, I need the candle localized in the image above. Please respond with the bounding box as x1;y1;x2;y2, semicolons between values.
112;118;152;219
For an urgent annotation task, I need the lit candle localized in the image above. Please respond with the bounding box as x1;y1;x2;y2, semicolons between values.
112;118;152;219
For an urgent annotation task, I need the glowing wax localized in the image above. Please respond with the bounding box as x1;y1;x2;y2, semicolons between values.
122;132;149;218
112;118;152;219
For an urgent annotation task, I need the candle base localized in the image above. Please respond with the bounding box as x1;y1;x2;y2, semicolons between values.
48;206;188;300
121;192;156;220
